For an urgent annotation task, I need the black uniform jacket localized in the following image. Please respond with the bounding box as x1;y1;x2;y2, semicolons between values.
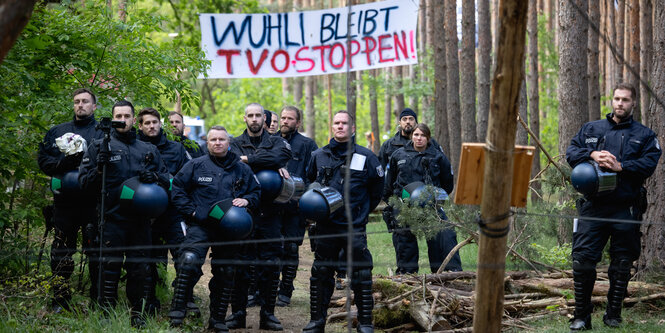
383;141;455;201
139;129;188;176
278;130;318;179
171;151;260;224
230;129;292;173
306;139;384;226
79;129;169;222
378;131;443;169
566;113;661;205
38;114;103;207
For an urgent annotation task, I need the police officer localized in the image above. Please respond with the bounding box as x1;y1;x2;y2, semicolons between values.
377;108;444;273
38;88;103;311
383;123;462;273
303;110;383;333
137;107;190;311
227;103;292;331
168;111;206;158
264;109;279;135
79;100;169;327
275;106;318;307
566;82;661;331
168;126;260;332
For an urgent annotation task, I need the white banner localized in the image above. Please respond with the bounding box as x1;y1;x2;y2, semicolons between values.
199;0;419;78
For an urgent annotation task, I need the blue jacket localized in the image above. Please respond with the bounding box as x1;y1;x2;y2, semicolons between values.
566;113;661;204
383;141;454;201
279;130;318;179
79;129;169;222
230;129;292;173
306;139;384;226
139;129;189;176
171;151;260;224
378;131;443;169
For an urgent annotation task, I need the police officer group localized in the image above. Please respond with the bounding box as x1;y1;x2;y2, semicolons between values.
41;88;519;332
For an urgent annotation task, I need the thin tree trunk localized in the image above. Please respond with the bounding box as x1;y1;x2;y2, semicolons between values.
628;0;640;119
478;0;492;142
639;0;652;122
599;0;607;97
369;69;381;154
433;0;449;155
638;0;665;275
384;69;392;133
528;0;541;201
517;72;528;145
305;76;316;139
347;71;357;121
409;65;418;113
461;0;478;143
617;0;625;82
558;0;589;244
446;0;462;171
118;0;127;21
420;0;431;124
607;0;617;101
588;0;600;121
394;66;405;117
294;77;304;108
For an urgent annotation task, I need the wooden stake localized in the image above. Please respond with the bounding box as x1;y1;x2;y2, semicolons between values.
472;0;529;332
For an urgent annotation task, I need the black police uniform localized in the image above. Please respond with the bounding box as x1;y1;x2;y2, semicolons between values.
168;151;260;332
303;138;384;333
566;113;661;329
79;128;169;324
383;141;462;273
38;114;103;308
276;130;318;306
138;129;190;309
378;132;445;273
227;129;292;330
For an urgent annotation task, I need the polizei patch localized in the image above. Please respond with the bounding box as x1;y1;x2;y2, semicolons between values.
197;176;213;182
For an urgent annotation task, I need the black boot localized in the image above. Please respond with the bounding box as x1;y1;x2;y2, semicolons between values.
168;252;197;327
247;264;259;307
603;258;632;328
99;268;120;311
259;264;283;331
569;260;596;331
276;264;298;307
227;264;248;329
208;266;235;333
352;269;374;333
303;266;332;333
225;310;246;329
50;275;71;313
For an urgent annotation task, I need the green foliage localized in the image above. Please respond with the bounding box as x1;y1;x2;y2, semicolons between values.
388;196;448;241
529;242;572;269
536;14;560;160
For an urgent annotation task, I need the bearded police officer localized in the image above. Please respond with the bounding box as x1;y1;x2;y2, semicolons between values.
79;100;169;327
38;88;103;311
303;110;384;333
566;82;661;331
168;126;260;332
227;103;292;331
275;106;318;307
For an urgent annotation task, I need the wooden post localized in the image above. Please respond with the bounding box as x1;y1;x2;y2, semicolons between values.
472;0;528;332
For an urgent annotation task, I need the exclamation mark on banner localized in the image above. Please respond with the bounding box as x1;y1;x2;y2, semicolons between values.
410;30;416;58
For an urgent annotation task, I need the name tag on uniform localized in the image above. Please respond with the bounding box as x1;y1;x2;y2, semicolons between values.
573;218;578;233
350;153;366;171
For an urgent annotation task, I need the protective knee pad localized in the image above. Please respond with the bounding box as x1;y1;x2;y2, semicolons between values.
178;251;199;274
285;242;299;258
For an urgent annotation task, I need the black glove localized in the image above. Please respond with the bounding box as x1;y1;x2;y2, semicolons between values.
139;170;158;183
382;206;398;233
58;152;83;171
96;150;110;166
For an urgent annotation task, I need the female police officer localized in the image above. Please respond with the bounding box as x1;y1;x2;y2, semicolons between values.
383;123;462;274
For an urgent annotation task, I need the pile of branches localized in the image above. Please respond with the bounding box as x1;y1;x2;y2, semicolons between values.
326;270;665;332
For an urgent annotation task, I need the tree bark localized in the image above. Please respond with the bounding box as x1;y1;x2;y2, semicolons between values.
294;77;304;108
558;0;588;244
420;0;431;124
639;0;652;122
394;66;405;118
472;1;529;331
607;0;617;101
347;71;357;120
118;0;127;21
433;0;449;156
445;0;462;171
627;0;640;119
478;0;492;142
369;69;381;154
599;0;606;96
0;0;38;64
461;0;478;143
305;76;316;139
528;0;541;201
384;69;392;133
588;0;600;121
517;71;528;145
639;0;665;275
617;0;625;82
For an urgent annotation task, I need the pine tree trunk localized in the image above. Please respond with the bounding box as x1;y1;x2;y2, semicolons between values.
0;0;38;63
478;0;492;142
461;0;478;143
617;0;625;82
305;76;316;139
346;71;357;120
588;0;600;121
639;0;652;122
599;0;606;95
528;0;541;201
445;0;462;170
369;69;381;154
394;66;405;118
607;0;617;101
638;0;665;275
558;0;589;244
628;0;640;119
420;0;431;124
294;77;304;108
517;73;528;145
384;69;392;133
433;0;449;155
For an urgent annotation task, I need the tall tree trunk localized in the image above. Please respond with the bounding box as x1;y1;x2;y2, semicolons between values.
607;0;617;101
639;0;665;275
528;0;541;201
445;0;462;171
478;0;492;142
294;77;304;108
639;0;652;122
617;0;625;82
517;71;528;145
461;0;478;143
628;0;640;119
394;66;405;117
384;69;392;133
420;0;431;124
347;71;357;120
491;0;500;76
409;65;418;113
369;69;381;154
558;0;589;244
305;76;316;139
588;0;600;121
433;0;449;155
0;0;38;64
